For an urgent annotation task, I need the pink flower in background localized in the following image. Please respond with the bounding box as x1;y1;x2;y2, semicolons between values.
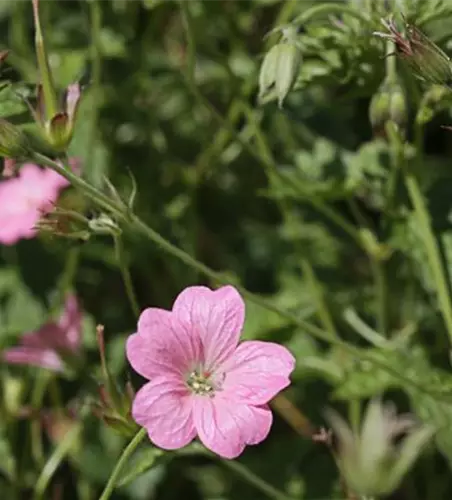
0;163;69;245
126;285;295;459
3;294;82;371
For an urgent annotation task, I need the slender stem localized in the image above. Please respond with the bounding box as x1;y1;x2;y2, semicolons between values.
271;394;314;438
33;423;82;500
404;170;452;344
87;0;102;161
178;0;196;82
32;152;123;218
220;458;295;500
370;257;387;336
343;308;387;347
291;3;371;27
175;445;295;500
301;259;337;338
30;372;50;466
31;152;452;403
98;428;147;500
181;77;364;249
114;235;140;317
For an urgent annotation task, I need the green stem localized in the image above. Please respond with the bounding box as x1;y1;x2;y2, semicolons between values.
31;152;452;404
220;458;294;500
291;2;371;27
176;445;295;500
178;0;196;82
87;0;102;160
30;372;50;466
182;77;363;248
33;423;82;500
98;428;147;500
371;257;387;335
301;259;337;338
114;235;140;317
32;153;123;218
404;170;452;344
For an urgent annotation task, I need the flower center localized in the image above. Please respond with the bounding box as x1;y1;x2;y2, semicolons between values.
186;370;215;396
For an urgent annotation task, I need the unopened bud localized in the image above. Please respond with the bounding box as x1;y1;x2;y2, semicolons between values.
0;119;31;159
369;78;407;135
259;26;302;108
88;214;121;236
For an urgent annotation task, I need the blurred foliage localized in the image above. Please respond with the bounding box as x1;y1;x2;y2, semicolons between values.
4;0;452;499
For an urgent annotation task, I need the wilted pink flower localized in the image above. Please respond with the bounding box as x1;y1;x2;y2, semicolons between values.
126;285;295;459
0;163;69;245
2;295;81;371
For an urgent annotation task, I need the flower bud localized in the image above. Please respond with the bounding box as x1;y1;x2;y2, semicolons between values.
29;0;82;152
259;27;302;108
375;17;452;87
369;77;407;135
0;119;31;159
88;213;122;237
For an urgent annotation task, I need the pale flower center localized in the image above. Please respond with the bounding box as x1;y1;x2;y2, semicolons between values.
186;370;217;396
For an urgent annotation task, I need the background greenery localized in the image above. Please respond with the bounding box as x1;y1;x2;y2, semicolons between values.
3;0;452;498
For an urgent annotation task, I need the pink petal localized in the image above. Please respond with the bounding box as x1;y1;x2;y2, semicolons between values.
127;308;201;379
2;347;63;371
192;395;272;459
132;375;196;450
219;341;295;405
172;286;245;371
20;324;60;349
57;294;81;351
65;83;81;123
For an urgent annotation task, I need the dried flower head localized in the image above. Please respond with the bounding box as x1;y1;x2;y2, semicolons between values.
327;399;434;497
375;17;452;87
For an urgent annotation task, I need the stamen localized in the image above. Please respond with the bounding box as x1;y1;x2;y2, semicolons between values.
186;370;215;396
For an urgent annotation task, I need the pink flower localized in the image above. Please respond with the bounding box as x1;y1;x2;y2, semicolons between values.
126;285;295;459
2;295;82;371
0;163;69;245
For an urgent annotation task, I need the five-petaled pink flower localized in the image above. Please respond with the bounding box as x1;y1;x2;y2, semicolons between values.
0;163;69;245
2;294;81;371
126;285;295;459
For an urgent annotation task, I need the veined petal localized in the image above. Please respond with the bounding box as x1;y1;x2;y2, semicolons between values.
192;395;272;459
132;375;196;450
219;341;295;405
127;308;201;379
172;286;245;371
2;347;63;371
